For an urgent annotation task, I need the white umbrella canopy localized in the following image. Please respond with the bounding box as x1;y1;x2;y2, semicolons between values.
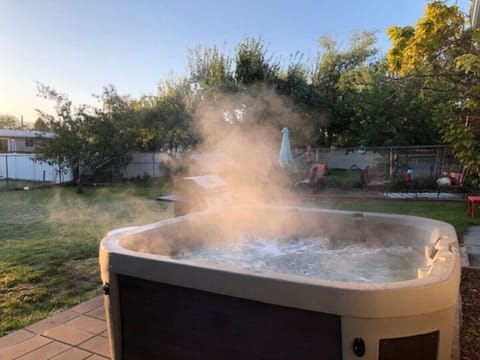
278;127;293;168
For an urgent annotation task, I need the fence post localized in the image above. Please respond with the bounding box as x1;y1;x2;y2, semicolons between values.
152;152;155;178
389;148;393;177
5;153;9;191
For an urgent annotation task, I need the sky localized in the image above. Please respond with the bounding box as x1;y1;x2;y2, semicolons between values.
0;0;472;124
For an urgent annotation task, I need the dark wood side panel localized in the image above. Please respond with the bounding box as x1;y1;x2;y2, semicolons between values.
118;274;342;360
379;331;439;360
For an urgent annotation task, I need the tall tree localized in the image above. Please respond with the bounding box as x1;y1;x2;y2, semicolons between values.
274;53;323;146
312;32;379;146
188;45;235;93
155;80;195;152
35;84;140;181
235;37;279;85
34;84;87;181
386;1;480;182
344;62;441;147
33;118;50;131
0;114;20;129
86;85;139;177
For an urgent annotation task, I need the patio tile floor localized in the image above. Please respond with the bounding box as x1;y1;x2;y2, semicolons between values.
0;296;110;359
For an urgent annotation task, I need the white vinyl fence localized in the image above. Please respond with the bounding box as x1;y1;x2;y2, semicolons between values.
0;153;72;183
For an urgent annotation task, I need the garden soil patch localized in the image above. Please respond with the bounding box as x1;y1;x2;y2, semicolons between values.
461;267;480;360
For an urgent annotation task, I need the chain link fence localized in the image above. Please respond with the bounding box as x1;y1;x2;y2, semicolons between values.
307;145;458;179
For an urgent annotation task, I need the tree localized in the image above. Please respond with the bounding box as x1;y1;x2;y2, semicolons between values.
83;85;142;179
386;1;480;182
312;32;379;146
155;80;195;152
34;84;87;181
273;53;323;146
134;80;195;152
35;84;141;182
188;45;236;93
344;62;441;147
33;118;50;131
235;36;279;85
0;114;20;129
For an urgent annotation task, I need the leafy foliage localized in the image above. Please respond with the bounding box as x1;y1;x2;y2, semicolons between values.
235;36;279;85
312;32;379;146
435;105;480;184
35;83;86;179
347;65;441;146
0;114;21;129
33;118;49;131
35;84;139;180
188;45;235;92
386;1;480;185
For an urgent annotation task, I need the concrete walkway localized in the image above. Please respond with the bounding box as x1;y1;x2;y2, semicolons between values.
299;189;466;201
463;226;480;268
0;296;110;359
384;192;464;200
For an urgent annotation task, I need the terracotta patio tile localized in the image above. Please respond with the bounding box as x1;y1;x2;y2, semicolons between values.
85;354;110;360
16;340;69;360
42;324;94;346
65;315;106;335
70;297;104;314
26;310;80;334
49;347;92;360
86;307;106;321
0;329;35;348
79;335;111;358
0;335;51;359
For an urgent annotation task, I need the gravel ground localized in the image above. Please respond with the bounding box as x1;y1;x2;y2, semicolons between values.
461;267;480;360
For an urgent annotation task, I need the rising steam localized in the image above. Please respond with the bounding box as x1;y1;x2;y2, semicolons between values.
186;86;301;205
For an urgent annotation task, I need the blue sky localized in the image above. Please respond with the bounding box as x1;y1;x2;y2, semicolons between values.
0;0;472;123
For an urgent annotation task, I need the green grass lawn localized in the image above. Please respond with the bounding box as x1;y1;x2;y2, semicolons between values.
0;182;173;336
1;182;479;337
0;179;49;191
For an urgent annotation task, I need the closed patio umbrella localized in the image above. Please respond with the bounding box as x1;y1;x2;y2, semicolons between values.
278;127;292;168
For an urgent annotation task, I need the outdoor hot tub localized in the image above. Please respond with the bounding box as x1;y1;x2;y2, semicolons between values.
99;206;460;360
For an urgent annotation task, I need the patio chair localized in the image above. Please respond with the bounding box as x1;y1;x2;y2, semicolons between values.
360;166;390;195
437;168;468;197
295;163;327;193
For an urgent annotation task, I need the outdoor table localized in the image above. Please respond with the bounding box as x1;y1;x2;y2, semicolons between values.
467;195;480;218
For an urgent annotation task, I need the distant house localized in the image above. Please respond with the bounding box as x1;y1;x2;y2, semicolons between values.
0;129;55;153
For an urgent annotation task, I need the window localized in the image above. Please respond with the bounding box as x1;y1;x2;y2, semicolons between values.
0;139;7;152
25;138;34;147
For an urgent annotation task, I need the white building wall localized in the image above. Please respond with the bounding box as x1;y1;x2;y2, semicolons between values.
314;149;383;170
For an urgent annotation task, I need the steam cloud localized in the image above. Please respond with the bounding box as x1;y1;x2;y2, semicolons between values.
186;86;301;205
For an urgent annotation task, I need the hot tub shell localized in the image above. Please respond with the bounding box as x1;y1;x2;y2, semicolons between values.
100;206;460;360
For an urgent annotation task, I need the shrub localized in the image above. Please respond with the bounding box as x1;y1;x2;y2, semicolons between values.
324;169;362;189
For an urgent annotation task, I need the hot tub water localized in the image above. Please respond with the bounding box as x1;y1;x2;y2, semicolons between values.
175;234;425;283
